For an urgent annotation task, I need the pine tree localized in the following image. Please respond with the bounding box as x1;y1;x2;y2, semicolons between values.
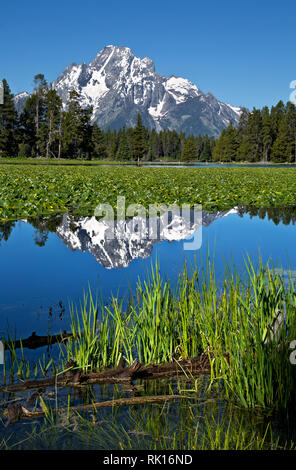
181;135;197;161
105;129;118;159
148;129;159;161
0;79;18;157
286;101;296;163
224;123;239;161
271;115;293;162
79;107;93;159
92;123;107;159
270;101;285;139
200;135;213;161
236;108;249;161
238;108;263;161
38;89;62;158
116;128;131;160
261;106;272;162
133;114;147;162
196;135;203;160
19;94;39;156
61;90;92;159
213;129;226;161
33;74;47;157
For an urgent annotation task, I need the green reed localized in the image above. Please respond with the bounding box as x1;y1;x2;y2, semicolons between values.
60;256;296;411
196;256;296;409
3;255;295;412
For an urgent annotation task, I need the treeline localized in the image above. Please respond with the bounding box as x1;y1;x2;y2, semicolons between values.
214;101;296;162
1;75;296;162
0;76;214;161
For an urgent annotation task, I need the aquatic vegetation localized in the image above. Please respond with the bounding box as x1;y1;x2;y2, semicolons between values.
1;165;296;220
61;263;203;372
0;391;292;450
2;257;296;449
56;257;296;411
2;256;296;412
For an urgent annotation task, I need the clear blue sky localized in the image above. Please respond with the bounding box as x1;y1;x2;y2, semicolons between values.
1;0;295;110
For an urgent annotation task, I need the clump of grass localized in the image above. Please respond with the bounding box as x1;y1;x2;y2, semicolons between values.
195;256;296;410
3;256;294;413
61;256;296;411
62;291;100;372
62;261;204;372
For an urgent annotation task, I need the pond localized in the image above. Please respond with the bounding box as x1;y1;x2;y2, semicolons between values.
1;206;296;339
1;206;296;450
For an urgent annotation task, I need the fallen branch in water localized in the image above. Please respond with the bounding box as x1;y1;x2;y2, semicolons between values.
4;394;187;424
0;353;211;393
4;331;73;350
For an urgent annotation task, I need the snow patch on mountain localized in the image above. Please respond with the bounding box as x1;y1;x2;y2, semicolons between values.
164;76;200;104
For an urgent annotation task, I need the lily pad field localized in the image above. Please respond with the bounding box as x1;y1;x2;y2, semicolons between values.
0;165;296;220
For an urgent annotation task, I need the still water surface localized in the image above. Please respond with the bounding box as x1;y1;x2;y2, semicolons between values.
1;206;296;449
0;206;295;339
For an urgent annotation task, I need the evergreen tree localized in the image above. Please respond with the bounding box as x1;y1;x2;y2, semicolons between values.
79;106;93;159
148;129;160;161
196;135;203;160
286;101;296;163
133;114;147;162
181;135;197;161
270;100;285;139
33;74;47;157
200;135;213;161
105;128;118;159
61;90;92;158
19;94;39;156
38;89;62;158
224;124;239;161
238;108;263;161
0;79;18;157
116;128;132;160
271;113;293;162
261;106;272;162
92;123;107;159
213;129;226;161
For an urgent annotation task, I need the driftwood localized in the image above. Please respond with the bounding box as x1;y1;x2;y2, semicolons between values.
0;353;211;394
4;331;73;351
3;394;188;424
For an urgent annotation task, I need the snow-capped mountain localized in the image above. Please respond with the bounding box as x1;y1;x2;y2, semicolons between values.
55;208;238;269
15;45;243;137
14;91;30;114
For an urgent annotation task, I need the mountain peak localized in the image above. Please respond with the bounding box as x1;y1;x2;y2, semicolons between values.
15;45;243;137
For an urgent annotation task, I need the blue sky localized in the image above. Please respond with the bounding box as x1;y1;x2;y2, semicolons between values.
1;0;295;109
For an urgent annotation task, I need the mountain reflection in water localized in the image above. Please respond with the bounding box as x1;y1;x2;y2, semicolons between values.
2;206;296;337
1;209;239;269
1;206;296;269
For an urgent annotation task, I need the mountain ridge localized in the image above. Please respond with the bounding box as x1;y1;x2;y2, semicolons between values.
14;45;243;137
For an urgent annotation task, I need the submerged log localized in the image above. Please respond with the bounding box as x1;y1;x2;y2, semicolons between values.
4;331;73;350
0;353;211;393
4;394;187;424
